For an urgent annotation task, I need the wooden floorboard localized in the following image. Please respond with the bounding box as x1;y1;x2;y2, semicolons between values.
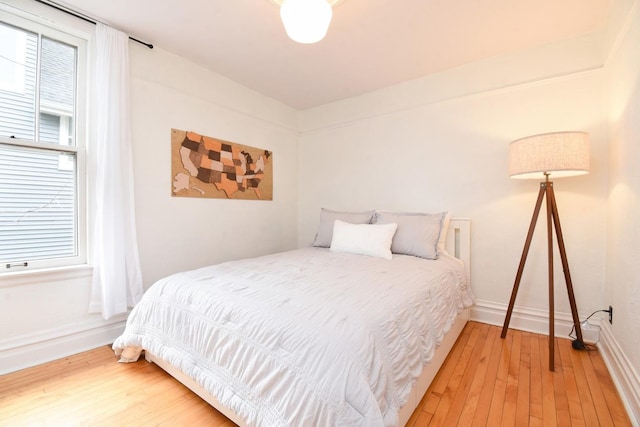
407;322;632;427
0;321;632;426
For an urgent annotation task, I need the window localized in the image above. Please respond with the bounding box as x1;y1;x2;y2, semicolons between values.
0;11;87;272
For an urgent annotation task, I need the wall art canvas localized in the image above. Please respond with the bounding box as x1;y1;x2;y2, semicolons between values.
171;129;273;200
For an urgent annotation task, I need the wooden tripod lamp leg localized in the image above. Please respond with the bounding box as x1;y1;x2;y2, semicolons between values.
501;185;547;338
545;182;555;371
547;183;584;345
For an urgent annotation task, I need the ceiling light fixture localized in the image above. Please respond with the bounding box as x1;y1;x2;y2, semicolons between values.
271;0;344;44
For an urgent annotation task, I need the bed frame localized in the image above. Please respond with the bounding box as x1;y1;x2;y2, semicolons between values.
146;218;471;427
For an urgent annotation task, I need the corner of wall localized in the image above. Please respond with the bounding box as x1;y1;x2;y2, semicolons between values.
598;321;640;426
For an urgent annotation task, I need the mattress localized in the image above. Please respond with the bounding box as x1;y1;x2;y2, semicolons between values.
113;247;474;426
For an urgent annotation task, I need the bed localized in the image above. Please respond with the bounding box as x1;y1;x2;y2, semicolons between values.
113;217;473;427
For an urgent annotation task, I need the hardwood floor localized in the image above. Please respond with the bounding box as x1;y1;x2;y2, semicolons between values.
407;322;631;427
0;322;632;426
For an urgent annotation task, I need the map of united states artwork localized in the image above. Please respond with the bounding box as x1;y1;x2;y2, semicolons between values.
171;129;273;200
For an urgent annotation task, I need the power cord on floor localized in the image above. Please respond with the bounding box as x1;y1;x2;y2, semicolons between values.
569;308;610;351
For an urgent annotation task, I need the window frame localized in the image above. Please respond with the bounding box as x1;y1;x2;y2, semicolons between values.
0;8;88;273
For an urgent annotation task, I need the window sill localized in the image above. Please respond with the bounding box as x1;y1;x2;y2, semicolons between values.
0;264;93;288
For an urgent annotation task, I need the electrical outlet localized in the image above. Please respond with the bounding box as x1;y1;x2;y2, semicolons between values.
609;305;613;324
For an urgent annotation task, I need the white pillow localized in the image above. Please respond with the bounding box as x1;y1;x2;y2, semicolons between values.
330;220;398;260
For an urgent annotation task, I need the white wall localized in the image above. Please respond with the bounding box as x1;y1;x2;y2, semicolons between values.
128;45;299;285
606;0;640;420
0;1;299;374
298;57;609;331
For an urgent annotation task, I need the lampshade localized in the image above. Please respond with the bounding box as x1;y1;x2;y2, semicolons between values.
509;131;590;180
280;0;333;44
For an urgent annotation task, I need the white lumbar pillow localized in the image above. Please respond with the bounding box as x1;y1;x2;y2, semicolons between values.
329;220;398;260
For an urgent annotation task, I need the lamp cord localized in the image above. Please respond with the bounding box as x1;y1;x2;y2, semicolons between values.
568;308;610;351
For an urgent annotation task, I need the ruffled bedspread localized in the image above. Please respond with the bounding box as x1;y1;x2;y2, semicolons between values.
113;247;474;427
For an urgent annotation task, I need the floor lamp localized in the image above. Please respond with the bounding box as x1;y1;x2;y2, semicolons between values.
501;131;590;372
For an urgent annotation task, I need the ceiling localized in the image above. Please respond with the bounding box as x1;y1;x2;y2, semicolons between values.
55;0;613;110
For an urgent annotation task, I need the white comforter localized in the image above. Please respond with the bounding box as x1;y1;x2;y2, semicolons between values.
113;247;474;427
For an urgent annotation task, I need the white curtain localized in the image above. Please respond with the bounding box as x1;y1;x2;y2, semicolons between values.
89;23;144;320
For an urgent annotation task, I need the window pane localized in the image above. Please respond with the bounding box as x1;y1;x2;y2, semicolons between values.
39;37;76;146
0;21;37;140
0;144;77;264
39;112;60;143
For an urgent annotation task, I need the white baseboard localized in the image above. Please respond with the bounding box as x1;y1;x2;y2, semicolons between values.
0;315;127;376
470;299;600;343
598;321;640;426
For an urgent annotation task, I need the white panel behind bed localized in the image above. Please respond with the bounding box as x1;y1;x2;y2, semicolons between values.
446;218;471;280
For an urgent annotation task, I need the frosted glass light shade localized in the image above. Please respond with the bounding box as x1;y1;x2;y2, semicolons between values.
509;131;590;180
280;0;333;44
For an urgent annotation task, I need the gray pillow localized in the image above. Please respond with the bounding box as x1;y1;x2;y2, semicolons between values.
373;211;447;259
312;208;375;247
